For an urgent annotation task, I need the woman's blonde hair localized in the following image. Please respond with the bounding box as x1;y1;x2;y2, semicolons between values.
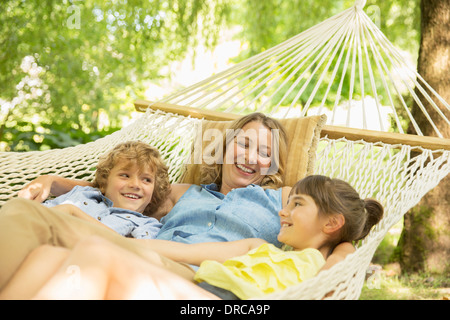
92;141;171;216
200;113;288;189
292;175;383;248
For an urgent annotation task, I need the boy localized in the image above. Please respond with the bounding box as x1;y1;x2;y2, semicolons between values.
43;141;170;239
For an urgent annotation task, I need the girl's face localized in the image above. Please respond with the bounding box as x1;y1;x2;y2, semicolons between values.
104;161;155;213
221;121;273;193
277;193;328;251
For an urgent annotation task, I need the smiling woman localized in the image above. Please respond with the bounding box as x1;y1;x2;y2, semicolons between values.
201;112;288;194
1;112;348;299
232;126;273;169
221;121;275;194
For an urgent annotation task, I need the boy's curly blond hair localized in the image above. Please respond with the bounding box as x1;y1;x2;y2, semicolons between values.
92;141;171;217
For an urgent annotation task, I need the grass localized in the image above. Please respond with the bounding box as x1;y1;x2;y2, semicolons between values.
360;267;450;300
359;220;450;300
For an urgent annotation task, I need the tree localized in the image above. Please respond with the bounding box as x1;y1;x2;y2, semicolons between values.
1;0;422;152
0;0;230;151
397;0;450;274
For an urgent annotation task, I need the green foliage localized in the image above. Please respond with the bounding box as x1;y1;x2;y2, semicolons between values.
0;0;230;151
227;0;421;113
233;0;420;59
0;0;421;151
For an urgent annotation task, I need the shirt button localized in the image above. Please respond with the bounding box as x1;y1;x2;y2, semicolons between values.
97;217;101;221
207;222;212;227
83;202;88;205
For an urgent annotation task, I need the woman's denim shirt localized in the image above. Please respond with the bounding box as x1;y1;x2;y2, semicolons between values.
43;186;162;239
157;183;282;247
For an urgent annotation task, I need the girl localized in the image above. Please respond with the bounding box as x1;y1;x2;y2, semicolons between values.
147;174;383;299
1;175;383;299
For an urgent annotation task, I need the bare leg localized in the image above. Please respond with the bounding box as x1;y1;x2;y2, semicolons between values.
0;245;70;299
0;198;195;290
34;236;219;300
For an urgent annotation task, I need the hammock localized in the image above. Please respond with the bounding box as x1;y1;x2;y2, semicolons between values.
1;0;449;299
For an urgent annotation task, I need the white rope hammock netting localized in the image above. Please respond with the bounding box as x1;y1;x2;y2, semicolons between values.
1;0;449;299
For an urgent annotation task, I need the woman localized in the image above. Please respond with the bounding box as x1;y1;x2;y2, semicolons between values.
15;113;289;244
0;113;351;293
155;114;289;246
0;113;290;289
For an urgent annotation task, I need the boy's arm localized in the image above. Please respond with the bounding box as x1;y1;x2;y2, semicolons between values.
319;242;355;272
18;175;92;203
141;238;266;266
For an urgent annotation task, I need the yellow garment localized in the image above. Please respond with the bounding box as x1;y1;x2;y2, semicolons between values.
194;243;326;299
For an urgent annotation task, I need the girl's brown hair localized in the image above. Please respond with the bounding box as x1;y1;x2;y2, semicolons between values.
292;175;383;247
201;112;288;189
92;141;171;216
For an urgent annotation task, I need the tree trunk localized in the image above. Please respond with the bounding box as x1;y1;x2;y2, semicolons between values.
398;0;450;274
